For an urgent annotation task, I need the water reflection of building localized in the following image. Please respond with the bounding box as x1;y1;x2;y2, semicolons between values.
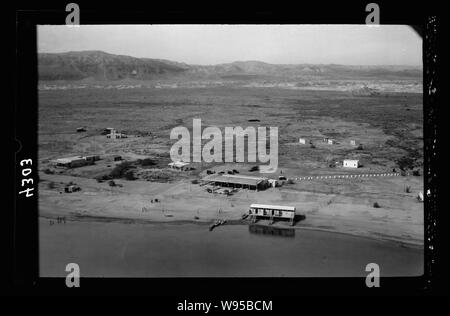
248;224;295;238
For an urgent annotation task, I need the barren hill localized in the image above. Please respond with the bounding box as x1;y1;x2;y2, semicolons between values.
38;50;422;81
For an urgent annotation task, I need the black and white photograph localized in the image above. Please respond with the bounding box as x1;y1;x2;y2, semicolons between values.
37;25;424;277
7;1;449;299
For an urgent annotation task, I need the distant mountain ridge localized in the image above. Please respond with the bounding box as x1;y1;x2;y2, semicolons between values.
38;50;423;81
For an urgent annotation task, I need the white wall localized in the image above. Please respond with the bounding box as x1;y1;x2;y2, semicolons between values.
343;160;358;168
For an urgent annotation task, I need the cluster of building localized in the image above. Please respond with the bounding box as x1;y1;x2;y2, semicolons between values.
299;137;360;168
299;137;358;146
75;126;128;138
105;128;127;139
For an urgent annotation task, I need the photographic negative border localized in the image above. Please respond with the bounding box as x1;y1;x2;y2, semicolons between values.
11;1;449;296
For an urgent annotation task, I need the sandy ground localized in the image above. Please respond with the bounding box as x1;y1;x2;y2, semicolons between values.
39;171;423;246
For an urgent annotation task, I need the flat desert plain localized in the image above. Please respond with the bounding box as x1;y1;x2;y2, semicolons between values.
38;83;424;276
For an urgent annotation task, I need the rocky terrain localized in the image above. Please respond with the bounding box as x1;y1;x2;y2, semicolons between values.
39;50;422;81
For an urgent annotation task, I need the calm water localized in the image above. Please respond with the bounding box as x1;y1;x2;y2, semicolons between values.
40;219;423;277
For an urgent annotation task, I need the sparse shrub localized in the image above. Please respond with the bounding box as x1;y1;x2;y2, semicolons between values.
47;181;56;189
124;170;137;180
310;144;316;149
108;180;116;187
373;202;381;208
412;170;421;176
191;179;199;184
385;139;397;147
286;179;295;184
396;156;415;171
249;166;259;172
95;174;112;182
139;158;156;166
110;161;136;179
356;144;364;150
43;168;54;175
405;186;411;193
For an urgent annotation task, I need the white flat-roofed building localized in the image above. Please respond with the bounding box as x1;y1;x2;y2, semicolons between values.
83;155;100;163
299;138;307;144
107;130;127;139
343;159;359;168
249;204;296;223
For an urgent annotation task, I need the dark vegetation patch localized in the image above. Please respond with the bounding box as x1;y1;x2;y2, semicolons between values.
40;87;422;176
43;168;54;175
292;93;423;170
136;158;157;167
122;130;152;137
96;161;137;181
141;170;172;182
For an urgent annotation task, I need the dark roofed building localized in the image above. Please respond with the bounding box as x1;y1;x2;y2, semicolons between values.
204;174;269;191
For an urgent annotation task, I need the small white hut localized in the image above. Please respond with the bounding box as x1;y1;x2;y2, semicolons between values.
343;159;359;168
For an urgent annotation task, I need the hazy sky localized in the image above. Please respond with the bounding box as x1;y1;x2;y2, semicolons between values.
38;25;422;66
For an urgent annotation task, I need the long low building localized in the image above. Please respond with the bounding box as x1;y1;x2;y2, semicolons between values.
205;174;269;191
50;155;99;168
51;156;89;168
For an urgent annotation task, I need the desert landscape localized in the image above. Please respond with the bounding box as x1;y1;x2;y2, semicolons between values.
38;49;423;277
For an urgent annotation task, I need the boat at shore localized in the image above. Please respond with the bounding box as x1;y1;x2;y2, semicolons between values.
209;219;227;231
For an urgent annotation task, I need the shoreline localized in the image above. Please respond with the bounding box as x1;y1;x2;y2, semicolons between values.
38;172;424;250
39;212;424;249
40;216;423;277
